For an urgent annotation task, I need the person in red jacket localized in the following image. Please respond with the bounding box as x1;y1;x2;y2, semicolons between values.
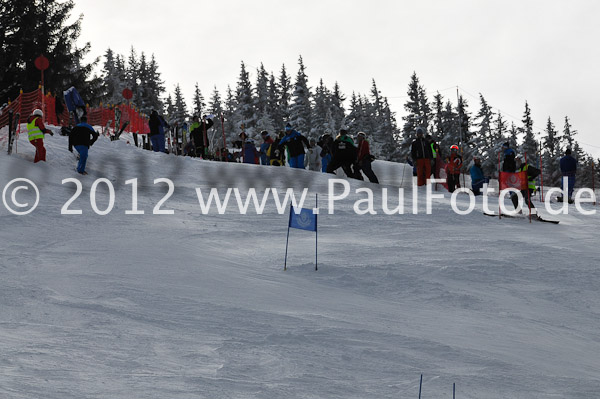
355;132;379;183
445;145;463;192
26;109;53;162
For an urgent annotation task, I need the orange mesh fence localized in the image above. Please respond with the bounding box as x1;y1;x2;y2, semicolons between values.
1;88;149;136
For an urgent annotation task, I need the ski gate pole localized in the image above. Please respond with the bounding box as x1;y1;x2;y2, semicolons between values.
525;151;531;223
498;151;501;220
539;140;545;202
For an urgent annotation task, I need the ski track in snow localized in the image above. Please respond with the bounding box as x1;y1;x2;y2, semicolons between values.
1;129;600;398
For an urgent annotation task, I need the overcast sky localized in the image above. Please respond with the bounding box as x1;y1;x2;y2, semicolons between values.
72;0;599;157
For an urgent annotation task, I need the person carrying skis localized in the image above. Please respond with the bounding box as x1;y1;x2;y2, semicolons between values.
355;132;379;183
501;142;516;173
326;129;358;177
470;156;489;196
26;109;53;163
68;115;98;175
511;154;540;211
189;115;214;157
445;145;463;193
559;148;578;203
259;130;274;165
278;123;310;168
304;138;322;171
410;127;433;186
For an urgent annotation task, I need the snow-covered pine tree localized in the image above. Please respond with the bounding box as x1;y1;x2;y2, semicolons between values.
289;56;312;135
519;101;538;165
137;52;151;112
401;72;430;156
432;92;445;141
145;54;165;113
310;79;331;139
456;95;473;165
473;94;497;174
126;47;140;107
377;97;400;160
508;121;519;149
209;86;225;149
267;72;281;130
234;61;255;136
278;64;292;127
224;85;238;142
439;100;460;159
165;94;175;121
562;116;577;150
172;84;187;124
192;83;206;118
255;63;269;122
542;117;562;186
101;48;126;105
329;82;346;133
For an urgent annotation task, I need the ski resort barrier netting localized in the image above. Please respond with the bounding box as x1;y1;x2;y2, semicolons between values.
0;88;150;139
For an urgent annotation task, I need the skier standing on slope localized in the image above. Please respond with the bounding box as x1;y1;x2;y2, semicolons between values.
304;138;322;171
510;154;540;211
319;134;333;173
559;148;577;203
445;145;463;193
355;132;379;183
68;115;98;175
410;127;433;186
278;123;310;168
26;109;53;163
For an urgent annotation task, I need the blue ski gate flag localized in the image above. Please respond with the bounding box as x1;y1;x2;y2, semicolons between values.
289;207;317;232
284;196;319;271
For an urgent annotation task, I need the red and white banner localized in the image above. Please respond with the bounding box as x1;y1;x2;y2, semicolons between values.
499;171;528;191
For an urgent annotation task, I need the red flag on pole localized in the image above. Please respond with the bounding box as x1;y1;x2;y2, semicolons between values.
499;171;528;191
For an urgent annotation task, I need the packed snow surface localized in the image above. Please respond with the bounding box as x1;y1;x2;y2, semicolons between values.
1;128;599;398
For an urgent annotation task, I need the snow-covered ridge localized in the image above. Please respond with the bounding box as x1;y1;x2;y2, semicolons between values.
1;128;599;398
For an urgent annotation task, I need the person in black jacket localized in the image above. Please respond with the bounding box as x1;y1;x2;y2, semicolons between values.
68;115;98;175
326;129;358;177
410;127;433;186
189;115;214;158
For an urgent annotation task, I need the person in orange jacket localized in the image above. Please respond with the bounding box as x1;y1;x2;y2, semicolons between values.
27;109;53;162
445;145;463;192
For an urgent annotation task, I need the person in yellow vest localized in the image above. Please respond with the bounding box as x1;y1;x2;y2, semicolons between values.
510;154;540;211
26;109;53;162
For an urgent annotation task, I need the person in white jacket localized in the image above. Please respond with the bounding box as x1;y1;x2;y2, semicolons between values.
304;138;322;171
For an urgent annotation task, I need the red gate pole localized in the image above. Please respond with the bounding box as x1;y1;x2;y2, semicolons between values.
525;152;531;223
498;151;502;220
539;140;545;202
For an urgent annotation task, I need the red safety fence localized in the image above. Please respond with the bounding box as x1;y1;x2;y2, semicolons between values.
0;88;149;136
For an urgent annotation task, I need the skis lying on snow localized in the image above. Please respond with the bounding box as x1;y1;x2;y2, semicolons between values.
483;212;559;224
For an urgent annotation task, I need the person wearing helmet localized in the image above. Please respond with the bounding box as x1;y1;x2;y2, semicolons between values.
410;127;433;186
355;132;379;183
445;145;463;192
470;156;488;196
326;129;358;177
501;142;516;173
278;123;310;169
26;109;53;163
558;148;577;203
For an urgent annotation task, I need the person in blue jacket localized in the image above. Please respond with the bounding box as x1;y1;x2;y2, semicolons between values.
470;156;489;196
559;148;578;202
243;138;258;164
278;123;310;168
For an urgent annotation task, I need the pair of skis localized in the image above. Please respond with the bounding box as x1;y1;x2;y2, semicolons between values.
7;110;20;155
483;211;559;224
